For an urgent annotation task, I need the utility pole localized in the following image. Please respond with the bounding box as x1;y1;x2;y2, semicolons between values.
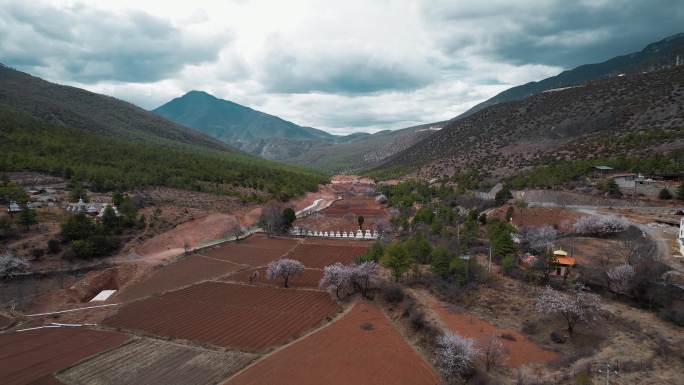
596;362;618;385
488;245;492;272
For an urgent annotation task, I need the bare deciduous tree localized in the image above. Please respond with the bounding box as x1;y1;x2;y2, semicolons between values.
482;334;507;372
435;332;479;380
374;218;390;239
259;204;283;237
535;284;601;336
0;250;30;279
266;258;304;288
183;239;191;255
228;223;246;241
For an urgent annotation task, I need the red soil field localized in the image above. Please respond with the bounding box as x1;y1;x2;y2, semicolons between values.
225;301;438;385
201;235;299;266
285;243;369;268
104;282;339;351
427;297;557;368
115;255;243;302
223;267;323;289
0;327;129;385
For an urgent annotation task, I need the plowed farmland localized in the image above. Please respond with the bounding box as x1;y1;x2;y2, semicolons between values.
285;243;368;268
201;235;299;266
224;301;439;385
222;267;323;289
115;255;243;302
0;327;129;385
58;338;256;385
104;282;339;351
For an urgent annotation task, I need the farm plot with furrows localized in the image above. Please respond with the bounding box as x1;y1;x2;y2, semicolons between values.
201;235;299;266
104;282;339;351
57;338;257;385
286;244;369;268
0;327;129;385
115;255;243;302
224;301;439;385
222;267;324;289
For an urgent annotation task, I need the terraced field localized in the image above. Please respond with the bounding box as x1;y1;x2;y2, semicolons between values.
222;267;324;289
285;243;368;268
225;301;439;385
58;338;256;385
201;235;299;266
0;328;129;385
115;255;243;302
104;282;339;351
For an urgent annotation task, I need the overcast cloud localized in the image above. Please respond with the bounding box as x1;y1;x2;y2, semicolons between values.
0;0;682;134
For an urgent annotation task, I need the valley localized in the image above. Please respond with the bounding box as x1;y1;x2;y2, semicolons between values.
1;12;684;385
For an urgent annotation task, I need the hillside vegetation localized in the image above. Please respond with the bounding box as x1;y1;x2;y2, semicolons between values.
368;65;684;181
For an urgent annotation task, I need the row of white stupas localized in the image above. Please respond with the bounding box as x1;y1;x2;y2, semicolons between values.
290;227;378;240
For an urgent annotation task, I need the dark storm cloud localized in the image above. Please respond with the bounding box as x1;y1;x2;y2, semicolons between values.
0;3;229;83
424;0;684;68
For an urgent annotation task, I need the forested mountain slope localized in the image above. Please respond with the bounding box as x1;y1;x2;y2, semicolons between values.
0;66;326;200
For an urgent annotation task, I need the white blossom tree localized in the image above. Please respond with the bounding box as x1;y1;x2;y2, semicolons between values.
0;251;30;278
319;261;378;299
266;258;305;288
574;216;628;236
435;332;479;380
535;284;601;336
523;225;557;253
606;263;635;296
319;263;350;299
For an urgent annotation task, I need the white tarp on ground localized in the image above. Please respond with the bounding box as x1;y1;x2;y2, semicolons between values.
90;290;117;302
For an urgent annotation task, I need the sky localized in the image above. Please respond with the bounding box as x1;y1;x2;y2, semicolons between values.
1;0;683;135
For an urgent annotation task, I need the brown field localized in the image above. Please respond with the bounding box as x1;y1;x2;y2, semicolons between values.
285;243;368;268
491;206;584;232
296;195;387;230
104;282;339;351
57;338;257;385
225;301;439;385
201;235;299;266
114;255;243;302
0;327;129;385
426;296;557;368
223;267;323;289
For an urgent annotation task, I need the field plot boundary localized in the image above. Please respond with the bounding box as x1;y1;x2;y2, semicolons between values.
57;337;258;385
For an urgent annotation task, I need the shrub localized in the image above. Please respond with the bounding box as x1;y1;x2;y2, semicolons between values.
31;248;44;259
47;239;61;254
383;284;405;303
659;188;673;200
409;310;427;331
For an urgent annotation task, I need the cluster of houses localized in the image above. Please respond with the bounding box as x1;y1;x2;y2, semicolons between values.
290;227;379;240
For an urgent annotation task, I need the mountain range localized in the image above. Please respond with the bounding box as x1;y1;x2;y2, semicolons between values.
152;33;684;175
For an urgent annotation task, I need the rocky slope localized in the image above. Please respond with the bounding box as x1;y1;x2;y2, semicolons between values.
369;65;684;179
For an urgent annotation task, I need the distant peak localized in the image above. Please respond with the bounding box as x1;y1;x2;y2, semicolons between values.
182;90;215;99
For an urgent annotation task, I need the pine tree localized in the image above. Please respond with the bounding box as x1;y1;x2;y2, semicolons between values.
18;205;37;231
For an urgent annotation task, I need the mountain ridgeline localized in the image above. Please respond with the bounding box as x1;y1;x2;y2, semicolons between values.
153;90;445;171
454;33;684;121
0;65;327;200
